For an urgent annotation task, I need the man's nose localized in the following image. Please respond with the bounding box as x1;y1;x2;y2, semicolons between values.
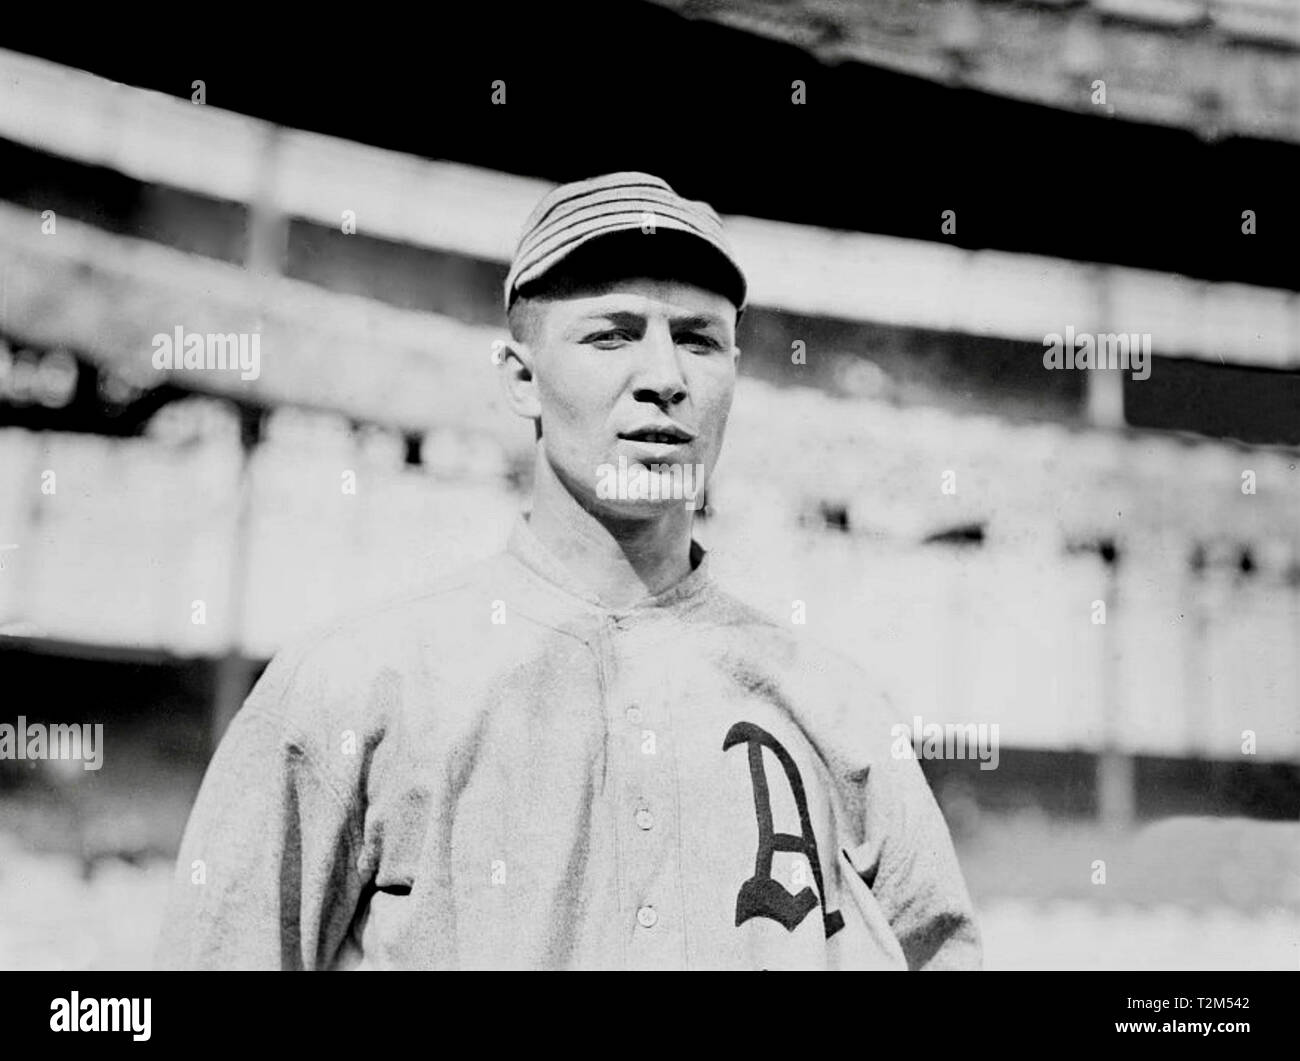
632;324;687;405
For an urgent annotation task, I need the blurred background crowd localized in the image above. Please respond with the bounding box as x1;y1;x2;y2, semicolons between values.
0;1;1297;968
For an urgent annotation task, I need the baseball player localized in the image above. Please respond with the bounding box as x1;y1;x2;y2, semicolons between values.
157;172;982;970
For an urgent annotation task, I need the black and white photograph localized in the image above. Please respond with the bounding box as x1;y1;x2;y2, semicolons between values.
0;0;1296;1031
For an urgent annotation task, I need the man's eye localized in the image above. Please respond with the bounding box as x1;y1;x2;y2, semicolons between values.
586;330;633;347
679;333;721;350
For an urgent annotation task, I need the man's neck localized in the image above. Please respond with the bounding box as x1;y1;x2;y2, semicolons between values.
526;449;697;609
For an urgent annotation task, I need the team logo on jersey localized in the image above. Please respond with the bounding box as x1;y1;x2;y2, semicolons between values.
723;721;845;938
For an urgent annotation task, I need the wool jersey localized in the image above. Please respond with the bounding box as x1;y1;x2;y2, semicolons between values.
158;516;981;970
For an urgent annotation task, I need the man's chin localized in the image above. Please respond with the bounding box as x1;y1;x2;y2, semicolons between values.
585;494;704;521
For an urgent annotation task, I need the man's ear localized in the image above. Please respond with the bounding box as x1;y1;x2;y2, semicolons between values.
497;339;542;423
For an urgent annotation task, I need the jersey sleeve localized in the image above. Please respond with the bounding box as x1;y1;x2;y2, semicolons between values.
155;649;369;970
849;748;983;970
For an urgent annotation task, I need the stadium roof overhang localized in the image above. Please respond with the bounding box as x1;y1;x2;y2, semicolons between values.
648;0;1300;144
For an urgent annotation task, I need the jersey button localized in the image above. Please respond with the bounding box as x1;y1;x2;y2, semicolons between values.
635;807;654;831
626;705;643;725
636;905;658;929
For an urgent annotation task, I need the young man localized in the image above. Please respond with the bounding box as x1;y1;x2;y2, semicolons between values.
158;172;981;970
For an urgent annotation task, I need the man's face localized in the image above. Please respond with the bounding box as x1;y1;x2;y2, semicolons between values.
519;276;740;518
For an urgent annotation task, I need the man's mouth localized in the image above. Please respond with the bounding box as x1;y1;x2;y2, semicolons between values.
618;425;695;444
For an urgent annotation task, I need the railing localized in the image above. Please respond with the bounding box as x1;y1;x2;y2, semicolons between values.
1;48;1296;375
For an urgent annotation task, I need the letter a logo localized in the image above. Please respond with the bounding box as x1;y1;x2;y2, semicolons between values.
723;721;844;938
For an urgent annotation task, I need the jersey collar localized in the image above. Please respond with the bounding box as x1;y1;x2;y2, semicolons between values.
506;513;712;615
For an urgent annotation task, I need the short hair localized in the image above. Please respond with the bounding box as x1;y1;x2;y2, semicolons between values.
505;229;744;346
506;296;546;346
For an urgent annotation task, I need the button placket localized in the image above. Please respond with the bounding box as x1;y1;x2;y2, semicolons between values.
612;618;683;966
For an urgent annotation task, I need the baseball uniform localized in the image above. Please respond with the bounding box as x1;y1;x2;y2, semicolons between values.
158;170;981;970
157;514;981;970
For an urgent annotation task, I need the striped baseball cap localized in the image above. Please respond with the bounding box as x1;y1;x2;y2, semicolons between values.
504;172;747;313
